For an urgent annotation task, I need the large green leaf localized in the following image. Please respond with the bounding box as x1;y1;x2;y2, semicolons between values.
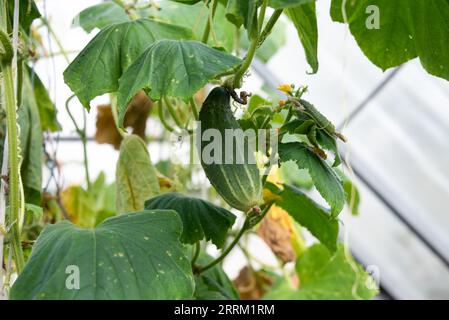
194;253;239;300
72;2;130;33
275;183;339;253
116;135;160;213
18;72;43;205
10;210;195;299
265;244;378;299
27;67;60;132
63;19;193;110
286;1;318;73
117;40;241;126
152;1;235;52
331;0;449;81
144;192;236;248
279;142;345;215
269;0;314;9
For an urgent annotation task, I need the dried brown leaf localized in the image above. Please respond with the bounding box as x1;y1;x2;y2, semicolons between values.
257;205;297;263
95;92;152;149
234;267;273;300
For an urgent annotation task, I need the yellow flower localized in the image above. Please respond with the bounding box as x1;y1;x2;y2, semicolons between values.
279;100;286;107
277;84;293;94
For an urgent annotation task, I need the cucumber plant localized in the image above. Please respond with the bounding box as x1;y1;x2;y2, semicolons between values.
0;0;448;300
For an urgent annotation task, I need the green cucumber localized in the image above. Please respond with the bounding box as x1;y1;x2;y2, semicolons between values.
198;87;263;212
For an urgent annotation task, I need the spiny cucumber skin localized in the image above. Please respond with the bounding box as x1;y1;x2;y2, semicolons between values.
199;87;263;212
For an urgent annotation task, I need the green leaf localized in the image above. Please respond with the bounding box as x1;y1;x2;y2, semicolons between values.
63;19;193;110
279;142;345;215
117;40;241;126
27;67;60;132
18;71;43;205
9;0;41;32
315;130;341;167
225;0;259;39
275;184;339;253
152;1;235;52
246;94;269;115
330;0;449;81
61;185;97;228
72;2;130;33
24;203;43;219
286;1;318;73
194;253;239;300
269;0;314;9
279;161;313;189
116;135;160;213
265;244;378;299
10;210;195;299
144;192;236;248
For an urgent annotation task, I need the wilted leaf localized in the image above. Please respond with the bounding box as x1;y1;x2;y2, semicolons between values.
61;173;116;228
95;104;123;149
61;185;96;228
116;135;160;213
258;205;297;263
234;266;274;300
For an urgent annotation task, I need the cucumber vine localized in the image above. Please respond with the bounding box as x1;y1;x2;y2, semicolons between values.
0;0;447;301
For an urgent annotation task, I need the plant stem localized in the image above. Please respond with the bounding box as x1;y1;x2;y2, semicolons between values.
190;97;199;121
201;0;218;44
233;0;269;88
157;101;175;133
191;241;201;269
1;64;25;273
258;9;283;48
65;95;92;190
285;104;293;123
164;97;184;128
0;0;25;273
197;216;250;274
110;94;126;138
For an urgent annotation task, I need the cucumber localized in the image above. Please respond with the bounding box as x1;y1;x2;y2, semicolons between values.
198;87;263;212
